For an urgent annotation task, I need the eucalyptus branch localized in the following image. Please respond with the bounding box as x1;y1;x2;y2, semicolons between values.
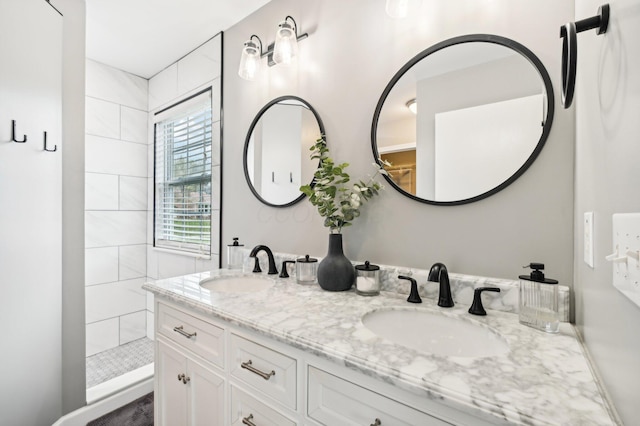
300;136;387;233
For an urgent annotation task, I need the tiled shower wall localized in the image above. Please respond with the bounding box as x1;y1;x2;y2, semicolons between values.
85;59;149;357
84;34;222;357
145;34;223;336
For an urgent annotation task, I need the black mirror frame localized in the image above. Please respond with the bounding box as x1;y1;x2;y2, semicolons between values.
371;34;555;206
243;95;325;208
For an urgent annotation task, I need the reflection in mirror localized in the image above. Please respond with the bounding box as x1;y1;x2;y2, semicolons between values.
372;34;554;205
244;96;324;207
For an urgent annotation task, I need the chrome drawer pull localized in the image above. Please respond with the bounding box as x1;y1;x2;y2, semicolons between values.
370;419;382;426
173;325;197;339
242;414;256;426
241;360;275;380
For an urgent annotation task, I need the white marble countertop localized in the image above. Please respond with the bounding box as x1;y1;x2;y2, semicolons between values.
144;269;615;426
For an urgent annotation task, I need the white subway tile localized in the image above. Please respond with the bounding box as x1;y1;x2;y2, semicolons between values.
85;278;147;323
120;176;147;211
85;247;119;286
121;106;148;144
86;59;148;110
85;173;119;210
146;291;155;312
119;244;147;280
86;135;147;177
86;97;120;139
146;311;154;340
85;211;146;248
148;63;178;111
146;245;159;279
86;318;119;357
120;311;147;345
157;250;196;279
177;38;221;94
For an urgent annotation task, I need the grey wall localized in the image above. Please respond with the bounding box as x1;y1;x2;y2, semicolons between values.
223;0;575;285
58;0;87;415
573;0;640;424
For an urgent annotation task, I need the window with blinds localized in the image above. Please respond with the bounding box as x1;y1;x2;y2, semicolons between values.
154;90;212;254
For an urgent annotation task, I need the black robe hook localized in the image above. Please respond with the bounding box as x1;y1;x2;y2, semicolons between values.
560;4;610;108
11;120;27;143
43;131;57;152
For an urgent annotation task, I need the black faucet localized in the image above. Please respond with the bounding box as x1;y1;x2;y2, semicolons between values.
428;262;454;308
399;275;422;303
249;245;278;275
468;287;501;316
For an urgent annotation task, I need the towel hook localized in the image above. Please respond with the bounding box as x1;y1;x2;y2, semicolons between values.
11;120;27;143
560;4;610;108
43;131;57;152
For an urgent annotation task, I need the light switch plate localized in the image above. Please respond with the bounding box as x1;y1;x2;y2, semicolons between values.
611;213;640;308
584;212;594;268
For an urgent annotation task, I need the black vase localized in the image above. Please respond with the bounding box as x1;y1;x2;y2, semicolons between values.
317;233;355;291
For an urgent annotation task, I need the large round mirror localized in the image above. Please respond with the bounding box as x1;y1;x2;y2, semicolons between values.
372;34;554;205
243;96;324;207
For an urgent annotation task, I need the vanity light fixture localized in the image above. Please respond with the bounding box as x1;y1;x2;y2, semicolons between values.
406;98;417;114
238;35;263;81
386;0;409;18
238;15;309;81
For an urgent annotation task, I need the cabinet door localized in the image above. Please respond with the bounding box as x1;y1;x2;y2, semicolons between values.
188;358;225;426
157;340;188;426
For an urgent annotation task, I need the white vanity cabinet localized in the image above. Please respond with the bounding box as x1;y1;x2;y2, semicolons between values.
155;303;226;426
153;299;488;426
156;339;225;426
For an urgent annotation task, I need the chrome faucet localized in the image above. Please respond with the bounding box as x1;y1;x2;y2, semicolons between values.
249;245;278;275
428;262;454;307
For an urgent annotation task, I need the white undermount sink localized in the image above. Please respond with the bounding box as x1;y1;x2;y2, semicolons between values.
199;275;274;293
362;308;510;358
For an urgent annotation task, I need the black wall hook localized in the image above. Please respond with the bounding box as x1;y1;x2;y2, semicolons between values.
43;131;57;152
11;120;27;143
560;4;610;108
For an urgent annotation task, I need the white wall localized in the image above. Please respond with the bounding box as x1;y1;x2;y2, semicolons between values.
0;0;63;423
223;0;576;285
84;59;149;356
573;0;640;423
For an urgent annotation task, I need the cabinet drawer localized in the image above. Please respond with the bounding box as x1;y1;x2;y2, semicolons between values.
230;385;296;426
230;333;297;410
157;302;225;368
307;366;451;426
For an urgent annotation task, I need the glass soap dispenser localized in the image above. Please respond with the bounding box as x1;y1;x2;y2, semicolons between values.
355;261;381;296
296;255;318;284
227;237;244;269
519;262;559;333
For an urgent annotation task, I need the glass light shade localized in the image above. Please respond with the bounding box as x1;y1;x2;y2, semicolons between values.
238;39;261;80
272;20;298;65
385;0;409;18
406;98;417;114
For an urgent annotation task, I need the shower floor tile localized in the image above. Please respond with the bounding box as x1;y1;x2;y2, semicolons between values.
86;337;154;388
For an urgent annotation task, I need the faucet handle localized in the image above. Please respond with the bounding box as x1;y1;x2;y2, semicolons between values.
279;260;295;278
399;275;422;304
468;287;501;316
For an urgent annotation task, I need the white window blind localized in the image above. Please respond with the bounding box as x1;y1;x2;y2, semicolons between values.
154;90;212;254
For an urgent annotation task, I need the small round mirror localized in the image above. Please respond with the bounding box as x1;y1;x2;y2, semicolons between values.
372;34;554;205
243;96;325;207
